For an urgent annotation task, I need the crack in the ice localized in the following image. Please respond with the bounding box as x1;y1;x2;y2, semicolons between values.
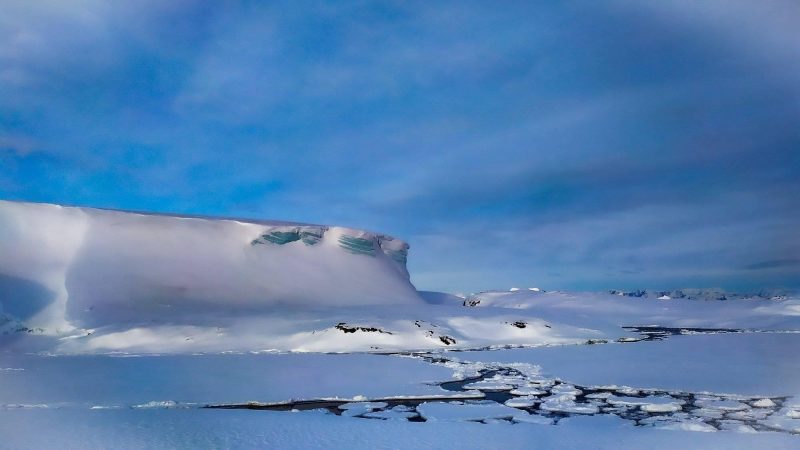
204;351;800;435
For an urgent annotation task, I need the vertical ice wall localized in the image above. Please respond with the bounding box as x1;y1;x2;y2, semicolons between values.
0;201;422;333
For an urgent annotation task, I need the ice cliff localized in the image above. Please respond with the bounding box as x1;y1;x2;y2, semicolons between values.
0;200;422;334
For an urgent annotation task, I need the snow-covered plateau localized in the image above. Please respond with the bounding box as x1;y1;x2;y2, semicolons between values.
1;200;799;449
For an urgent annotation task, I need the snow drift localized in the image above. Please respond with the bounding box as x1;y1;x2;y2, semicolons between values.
0;201;422;333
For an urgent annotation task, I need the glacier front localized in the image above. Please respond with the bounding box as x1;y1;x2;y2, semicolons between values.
0;200;422;335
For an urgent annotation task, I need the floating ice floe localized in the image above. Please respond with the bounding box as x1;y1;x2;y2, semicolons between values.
657;420;717;433
641;402;683;413
760;414;800;433
692;408;725;419
694;399;749;411
727;409;770;421
614;387;640;395
607;395;682;407
133;400;180;409
751;398;777;408
584;392;613;399
526;378;555;388
417;400;528;422
784;408;800;419
383;392;485;401
639;412;691;426
362;407;419;421
338;401;388;411
439;360;486;381
462;380;514;391
540;395;599;414
718;421;757;433
338;401;389;417
509;386;547;396
504;396;541;408
512;414;554;425
550;385;582;396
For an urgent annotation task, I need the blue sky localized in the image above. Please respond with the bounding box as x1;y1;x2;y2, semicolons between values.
1;1;798;293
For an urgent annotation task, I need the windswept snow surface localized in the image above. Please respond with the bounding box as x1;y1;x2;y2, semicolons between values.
31;288;800;355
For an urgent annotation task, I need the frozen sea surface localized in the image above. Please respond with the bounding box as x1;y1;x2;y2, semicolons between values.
1;407;799;450
0;353;452;407
465;333;800;397
2;333;800;448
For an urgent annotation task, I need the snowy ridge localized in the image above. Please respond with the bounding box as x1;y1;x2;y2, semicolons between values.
463;288;797;309
606;288;795;301
0;200;421;334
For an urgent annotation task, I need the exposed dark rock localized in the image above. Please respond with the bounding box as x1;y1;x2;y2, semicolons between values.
439;335;456;345
335;323;392;334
